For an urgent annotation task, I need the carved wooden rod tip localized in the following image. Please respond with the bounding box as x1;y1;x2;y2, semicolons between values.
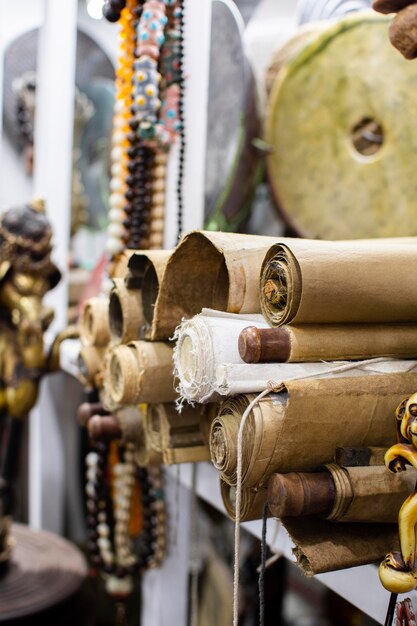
238;326;261;363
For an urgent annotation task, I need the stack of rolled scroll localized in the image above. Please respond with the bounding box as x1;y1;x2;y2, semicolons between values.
79;231;417;574
79;247;213;465
169;233;417;574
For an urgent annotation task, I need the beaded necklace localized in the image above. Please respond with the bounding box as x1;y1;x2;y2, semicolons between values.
84;3;184;618
176;0;185;241
105;0;185;257
84;432;167;622
106;0;136;258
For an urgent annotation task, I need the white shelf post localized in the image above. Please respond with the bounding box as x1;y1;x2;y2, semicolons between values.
29;0;78;532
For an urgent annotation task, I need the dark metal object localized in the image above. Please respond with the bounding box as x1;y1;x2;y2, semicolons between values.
385;593;399;626
0;523;86;622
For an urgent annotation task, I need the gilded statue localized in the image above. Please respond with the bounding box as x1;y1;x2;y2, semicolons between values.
379;393;417;592
0;199;77;567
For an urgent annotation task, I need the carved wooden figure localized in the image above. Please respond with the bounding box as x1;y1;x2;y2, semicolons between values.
379;393;417;592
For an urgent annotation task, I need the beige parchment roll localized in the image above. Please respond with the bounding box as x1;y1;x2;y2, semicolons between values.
150;403;211;464
79;297;110;347
103;340;176;405
200;403;221;447
268;464;417;524
132;408;163;466
77;345;105;387
260;239;417;327
210;373;417;488
327;464;417;524
144;405;163;461
283;517;400;575
115;404;145;448
220;479;268;522
127;249;173;339
109;278;144;345
150;231;280;340
240;323;417;363
110;249;135;279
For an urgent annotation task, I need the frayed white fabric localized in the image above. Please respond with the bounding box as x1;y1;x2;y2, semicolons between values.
173;309;268;407
215;358;417;398
173;311;417;405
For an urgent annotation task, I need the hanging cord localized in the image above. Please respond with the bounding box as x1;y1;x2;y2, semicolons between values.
189;464;199;626
176;0;186;243
171;464;181;547
233;388;271;626
258;503;268;626
384;593;398;626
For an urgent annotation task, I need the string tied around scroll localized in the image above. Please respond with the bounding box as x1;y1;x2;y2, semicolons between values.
233;388;271;626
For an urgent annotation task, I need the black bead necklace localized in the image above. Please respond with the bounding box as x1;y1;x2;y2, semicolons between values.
125;2;153;250
85;441;166;586
102;0;127;22
176;0;186;243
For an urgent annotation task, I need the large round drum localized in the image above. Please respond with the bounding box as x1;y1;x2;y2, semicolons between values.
266;13;417;239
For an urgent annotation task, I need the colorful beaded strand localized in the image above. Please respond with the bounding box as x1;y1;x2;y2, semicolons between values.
106;2;136;258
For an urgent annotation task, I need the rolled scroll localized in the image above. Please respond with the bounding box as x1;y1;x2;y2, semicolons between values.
200;403;220;446
133;408;163;466
117;405;145;447
283;517;400;575
103;341;176;405
127;250;173;339
150;403;211;464
239;324;417;363
150;231;279;340
173;310;268;404
220;479;268;522
110;249;135;279
210;373;417;488
265;13;417;240
268;464;417;523
260;239;417;327
144;405;163;460
109;279;143;344
213;359;417;403
77;346;105;387
79;297;110;347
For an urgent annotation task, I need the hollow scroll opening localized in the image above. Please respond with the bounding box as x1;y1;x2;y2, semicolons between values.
109;290;123;339
350;117;384;157
142;262;160;328
158;233;230;321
